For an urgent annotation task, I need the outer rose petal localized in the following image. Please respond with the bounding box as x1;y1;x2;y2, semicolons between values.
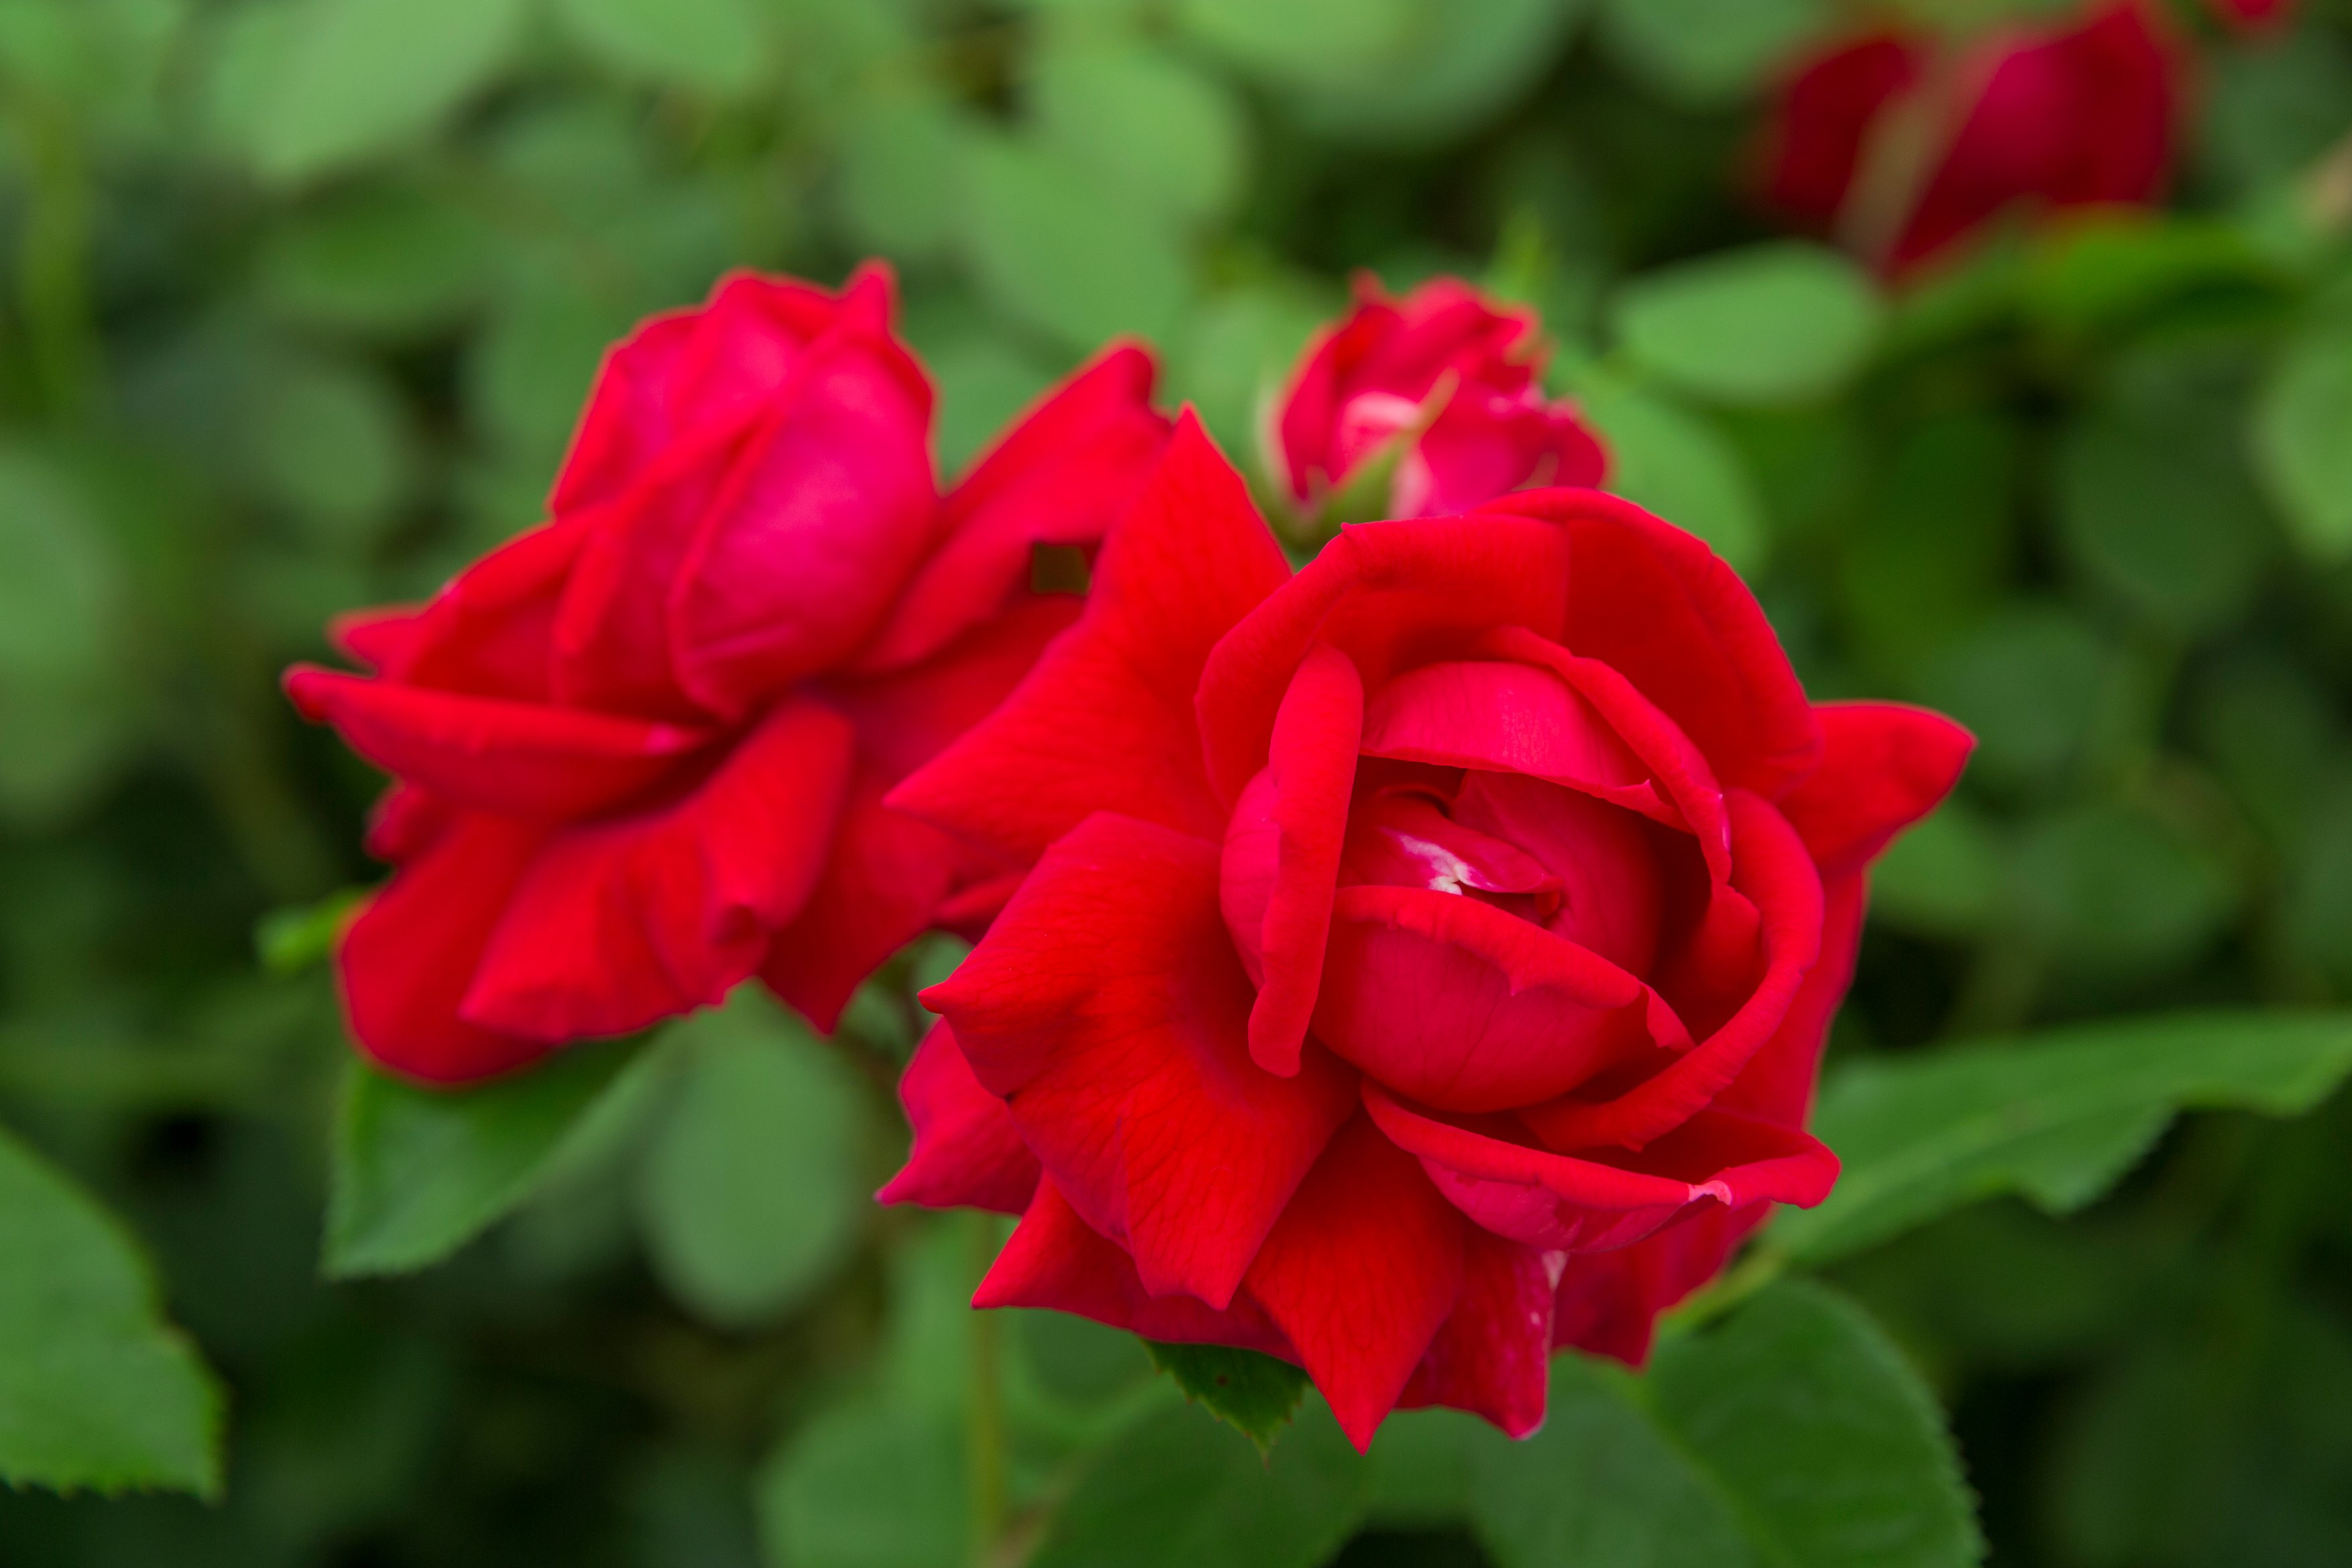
460;699;855;1040
857;343;1170;672
1242;1117;1470;1453
1197;514;1573;803
1246;644;1364;1079
337;811;552;1084
1398;1229;1562;1439
1777;702;1973;878
1399;386;1608;518
876;1020;1039;1215
329;606;426;674
761;780;959;1033
926;812;1358;1311
396;514;595;701
1758;34;1923;231
1476;488;1820;798
1364;1082;1836;1253
284;668;711;821
669;327;938;718
890;412;1289;861
975;1177;1294;1355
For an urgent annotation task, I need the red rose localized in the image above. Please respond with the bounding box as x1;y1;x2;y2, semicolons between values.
1760;1;2179;273
2203;0;2293;32
286;265;1169;1082
880;414;1969;1449
1273;274;1606;526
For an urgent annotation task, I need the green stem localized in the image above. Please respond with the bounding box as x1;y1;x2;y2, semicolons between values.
965;1213;1006;1567
7;93;99;419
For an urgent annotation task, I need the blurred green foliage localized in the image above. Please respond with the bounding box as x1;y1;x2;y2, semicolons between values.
3;0;2352;1564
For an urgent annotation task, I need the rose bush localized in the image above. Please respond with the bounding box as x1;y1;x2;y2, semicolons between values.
286;265;1169;1081
1760;0;2178;273
1272;274;1607;527
881;413;1971;1450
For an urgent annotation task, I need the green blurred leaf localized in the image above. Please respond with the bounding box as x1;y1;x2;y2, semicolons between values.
959;134;1191;355
552;0;766;97
1469;1283;1978;1567
2019;217;2280;341
259;180;495;337
245;350;415;546
0;1126;222;1498
1032;1399;1367;1568
1287;0;1590;148
1175;0;1417;93
1612;243;1883;406
835;86;969;261
1914;606;2112;795
467;283;642;461
1596;0;1828;105
1839;415;2017;669
1869;799;2005;941
249;0;528;186
2202;29;2352;194
2252;319;2352;563
254;888;365;977
1777;1012;2352;1264
0;445;138;823
325;1037;652;1277
1032;36;1246;225
1576;377;1767;573
634;990;868;1327
2011;805;2235;983
758;1400;964;1568
1145;1342;1309;1453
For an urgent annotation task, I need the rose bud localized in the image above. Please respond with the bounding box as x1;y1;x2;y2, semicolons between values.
2203;0;2294;32
1759;1;2180;274
880;414;1971;1451
286;265;1169;1083
1271;274;1606;532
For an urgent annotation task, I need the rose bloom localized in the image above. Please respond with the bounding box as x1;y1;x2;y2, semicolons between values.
2204;0;2292;32
1273;274;1607;525
1759;1;2179;274
879;414;1971;1450
286;265;1168;1082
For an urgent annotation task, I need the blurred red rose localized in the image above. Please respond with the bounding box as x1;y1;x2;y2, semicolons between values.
880;414;1970;1449
1273;274;1606;526
1760;1;2180;273
286;265;1169;1083
2204;0;2294;32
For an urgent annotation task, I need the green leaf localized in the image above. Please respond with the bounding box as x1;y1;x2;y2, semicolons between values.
1285;0;1592;149
250;0;527;186
2009;806;2235;983
1574;377;1767;574
254;887;365;976
551;0;767;97
959;134;1192;355
1913;605;2113;795
0;1126;222;1497
1145;1341;1311;1452
758;1399;965;1568
1596;0;1828;105
1646;1282;1982;1568
324;1037;651;1277
1031;37;1246;225
1612;243;1883;406
1175;0;1417;93
834;86;969;262
259;179;495;337
1468;1355;1753;1567
1468;1284;1979;1567
243;349;416;546
1777;1012;2352;1264
634;990;868;1327
2251;320;2352;563
1031;1400;1368;1568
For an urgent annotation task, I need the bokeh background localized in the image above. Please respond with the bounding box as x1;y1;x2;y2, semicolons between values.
3;0;2352;1563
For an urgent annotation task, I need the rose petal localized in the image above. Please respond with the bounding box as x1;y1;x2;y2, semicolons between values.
1552;1205;1769;1366
975;1177;1294;1355
1364;1081;1836;1254
926;812;1357;1311
284;668;713;821
856;343;1169;672
1317;884;1680;1113
1777;702;1974;877
459;698;855;1040
1476;487;1821;798
876;1020;1040;1215
337;810;552;1084
1246;644;1364;1079
1242;1117;1469;1453
889;412;1289;861
1397;1229;1561;1439
1197;514;1572;803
